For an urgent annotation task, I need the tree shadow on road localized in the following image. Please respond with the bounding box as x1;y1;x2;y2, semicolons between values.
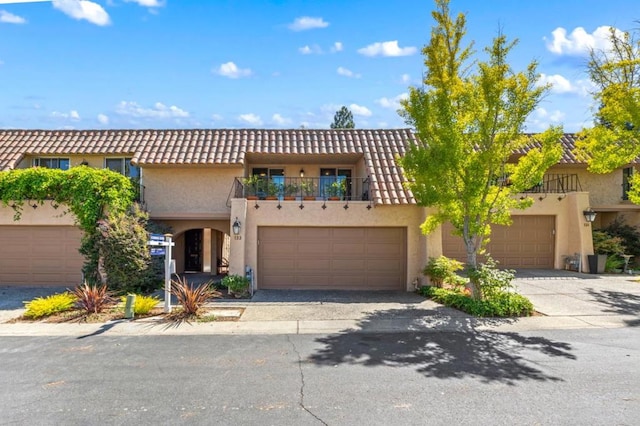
585;288;640;327
308;308;576;385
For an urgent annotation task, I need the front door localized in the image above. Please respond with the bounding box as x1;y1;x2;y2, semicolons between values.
184;229;203;272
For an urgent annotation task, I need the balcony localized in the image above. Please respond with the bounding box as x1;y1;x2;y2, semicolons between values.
523;174;582;194
228;176;371;204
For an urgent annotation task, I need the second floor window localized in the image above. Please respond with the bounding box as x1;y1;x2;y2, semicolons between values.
34;158;70;170
106;158;140;178
623;167;634;200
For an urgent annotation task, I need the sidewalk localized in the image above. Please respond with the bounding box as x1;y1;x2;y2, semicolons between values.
0;271;638;336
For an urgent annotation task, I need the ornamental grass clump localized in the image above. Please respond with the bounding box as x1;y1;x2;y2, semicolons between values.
73;282;115;314
23;292;77;319
120;294;160;315
171;276;221;316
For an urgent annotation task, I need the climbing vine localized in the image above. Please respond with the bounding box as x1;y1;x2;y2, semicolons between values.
0;166;134;231
0;166;136;284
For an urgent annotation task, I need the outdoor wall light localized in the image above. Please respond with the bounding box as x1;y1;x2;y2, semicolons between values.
299;168;305;177
232;217;241;235
583;208;597;223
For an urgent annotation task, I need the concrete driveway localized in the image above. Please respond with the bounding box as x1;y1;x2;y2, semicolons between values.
514;269;640;326
1;270;639;334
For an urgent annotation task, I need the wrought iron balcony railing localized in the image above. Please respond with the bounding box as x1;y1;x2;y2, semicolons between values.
228;176;371;205
523;174;582;194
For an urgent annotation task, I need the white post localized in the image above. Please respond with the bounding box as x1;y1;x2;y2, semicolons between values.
164;234;173;313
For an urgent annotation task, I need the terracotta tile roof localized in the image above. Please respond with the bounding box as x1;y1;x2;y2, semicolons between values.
0;128;417;205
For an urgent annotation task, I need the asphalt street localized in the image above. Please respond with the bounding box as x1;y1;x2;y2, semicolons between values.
1;327;638;425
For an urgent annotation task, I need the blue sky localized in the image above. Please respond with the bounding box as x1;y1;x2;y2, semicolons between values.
0;0;636;132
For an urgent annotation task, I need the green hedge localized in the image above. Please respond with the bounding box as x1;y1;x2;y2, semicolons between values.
419;286;534;317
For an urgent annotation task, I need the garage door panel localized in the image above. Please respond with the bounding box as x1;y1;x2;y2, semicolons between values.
298;242;331;255
297;228;331;239
442;216;554;269
332;243;365;254
259;227;406;290
0;226;83;285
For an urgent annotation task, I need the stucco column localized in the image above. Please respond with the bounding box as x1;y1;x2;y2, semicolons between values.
229;198;247;276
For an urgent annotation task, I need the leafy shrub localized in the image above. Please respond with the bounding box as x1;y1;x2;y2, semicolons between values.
423;256;464;288
96;204;160;295
605;255;626;272
120;294;160;315
419;286;533;317
468;258;515;299
23;292;77;319
221;274;250;296
602;217;640;259
171;276;221;316
73;282;114;314
592;230;626;255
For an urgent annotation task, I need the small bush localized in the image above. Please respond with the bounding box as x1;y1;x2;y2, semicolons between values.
419;286;533;317
73;282;115;314
120;294;160;315
423;256;464;287
221;274;250;296
592;230;626;256
468;258;515;299
171;277;221;316
23;292;77;319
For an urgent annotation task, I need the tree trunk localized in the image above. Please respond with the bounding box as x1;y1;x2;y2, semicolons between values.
463;223;482;300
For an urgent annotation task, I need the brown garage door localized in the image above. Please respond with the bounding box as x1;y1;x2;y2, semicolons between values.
0;226;84;285
442;216;555;268
258;227;406;290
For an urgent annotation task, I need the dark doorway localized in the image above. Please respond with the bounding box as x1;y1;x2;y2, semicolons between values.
185;229;203;272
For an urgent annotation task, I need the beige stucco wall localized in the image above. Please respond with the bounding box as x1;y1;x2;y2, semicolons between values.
143;166;240;218
0;203;77;226
550;165;633;207
229;199;428;291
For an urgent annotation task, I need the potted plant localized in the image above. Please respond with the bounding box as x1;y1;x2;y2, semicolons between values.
589;230;625;274
265;180;281;200
283;182;298;200
326;180;346;200
243;175;260;200
301;180;316;200
221;274;250;298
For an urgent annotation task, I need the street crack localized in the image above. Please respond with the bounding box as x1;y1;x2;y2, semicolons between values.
287;335;328;425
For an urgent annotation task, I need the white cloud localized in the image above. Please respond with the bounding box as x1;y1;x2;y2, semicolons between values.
349;103;372;117
357;40;417;57
298;44;322;55
288;16;329;31
123;0;164;7
116;101;189;118
331;41;343;52
544;25;622;56
272;113;291;126
337;66;361;79
97;113;109;124
376;93;408;109
537;73;594;96
401;73;411;83
51;110;81;120
52;0;110;26
214;61;252;78
527;107;566;131
238;113;262;126
0;10;26;24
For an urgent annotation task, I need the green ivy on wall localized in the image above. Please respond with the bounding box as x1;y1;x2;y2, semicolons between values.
0;166;134;232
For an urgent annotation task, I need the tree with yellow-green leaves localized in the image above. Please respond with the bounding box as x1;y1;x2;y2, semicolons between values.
398;0;563;298
576;27;640;202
